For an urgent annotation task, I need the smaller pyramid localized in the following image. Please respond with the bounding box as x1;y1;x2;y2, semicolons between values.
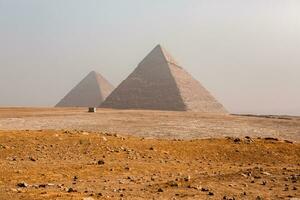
56;71;114;107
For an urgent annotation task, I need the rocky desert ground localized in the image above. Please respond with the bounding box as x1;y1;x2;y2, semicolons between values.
0;108;299;200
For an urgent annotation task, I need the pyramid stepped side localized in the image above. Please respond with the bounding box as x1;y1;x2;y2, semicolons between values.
169;64;227;113
56;71;114;107
100;46;186;110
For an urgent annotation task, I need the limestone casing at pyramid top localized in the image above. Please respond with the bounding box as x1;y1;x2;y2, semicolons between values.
137;44;180;68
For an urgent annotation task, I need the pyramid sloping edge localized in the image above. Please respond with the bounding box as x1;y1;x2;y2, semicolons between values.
168;63;227;113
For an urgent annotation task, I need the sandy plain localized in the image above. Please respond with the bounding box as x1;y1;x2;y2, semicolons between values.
0;108;299;200
0;108;299;141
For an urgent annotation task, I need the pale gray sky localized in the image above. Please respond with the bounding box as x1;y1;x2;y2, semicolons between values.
0;0;299;115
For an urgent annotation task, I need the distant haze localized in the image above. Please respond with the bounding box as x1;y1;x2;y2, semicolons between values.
0;0;299;115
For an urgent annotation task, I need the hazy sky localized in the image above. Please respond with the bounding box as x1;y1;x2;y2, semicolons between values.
0;0;299;115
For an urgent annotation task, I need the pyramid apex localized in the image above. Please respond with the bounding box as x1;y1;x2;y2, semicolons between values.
90;70;98;74
154;45;179;66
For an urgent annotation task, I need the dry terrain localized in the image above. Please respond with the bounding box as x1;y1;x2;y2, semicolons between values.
0;130;299;200
0;108;299;141
0;108;299;199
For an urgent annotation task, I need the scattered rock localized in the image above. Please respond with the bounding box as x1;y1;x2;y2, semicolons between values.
38;184;47;188
293;186;297;190
17;182;28;188
167;181;178;187
201;187;209;192
157;188;164;192
73;176;78;181
264;137;279;141
233;138;241;143
97;160;105;165
97;192;103;196
66;187;76;193
184;176;191;182
284;140;293;144
124;166;130;171
208;191;214;196
29;156;36;162
244;136;254;143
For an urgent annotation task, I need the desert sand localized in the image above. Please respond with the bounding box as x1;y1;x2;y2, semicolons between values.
0;108;299;200
0;108;299;141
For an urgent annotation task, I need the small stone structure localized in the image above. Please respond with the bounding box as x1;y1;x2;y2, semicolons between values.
88;107;96;113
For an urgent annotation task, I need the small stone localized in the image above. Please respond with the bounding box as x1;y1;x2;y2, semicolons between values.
125;166;130;171
157;188;164;192
293;186;297;190
17;182;28;188
168;181;178;187
66;187;76;193
29;157;36;162
208;192;214;196
184;176;191;182
97;160;105;165
233;138;241;143
264;137;279;141
39;184;47;188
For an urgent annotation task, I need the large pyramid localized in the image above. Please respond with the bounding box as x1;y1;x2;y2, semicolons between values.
100;45;227;113
56;71;114;107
